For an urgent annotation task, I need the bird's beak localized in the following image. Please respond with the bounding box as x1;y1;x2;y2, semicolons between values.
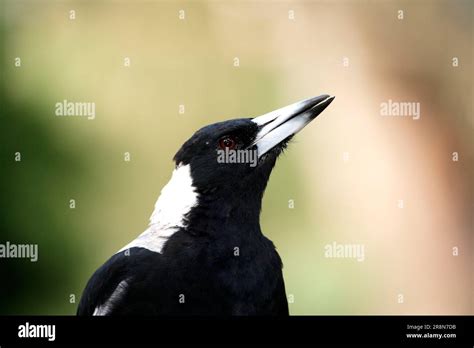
251;95;335;158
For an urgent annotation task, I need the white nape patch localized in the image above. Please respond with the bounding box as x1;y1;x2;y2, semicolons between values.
93;279;129;316
118;163;198;254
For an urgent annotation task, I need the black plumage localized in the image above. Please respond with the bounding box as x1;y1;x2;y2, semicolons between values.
77;95;334;316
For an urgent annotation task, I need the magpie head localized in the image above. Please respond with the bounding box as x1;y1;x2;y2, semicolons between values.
173;95;335;200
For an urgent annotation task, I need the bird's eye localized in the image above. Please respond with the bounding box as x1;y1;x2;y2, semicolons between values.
218;136;237;150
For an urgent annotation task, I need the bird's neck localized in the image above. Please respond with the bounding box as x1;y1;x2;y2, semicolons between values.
188;187;264;238
149;163;270;239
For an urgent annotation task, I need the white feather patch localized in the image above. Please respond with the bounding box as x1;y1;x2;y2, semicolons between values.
93;279;129;316
118;163;198;254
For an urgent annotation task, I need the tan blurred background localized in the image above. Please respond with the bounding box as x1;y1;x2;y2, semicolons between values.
1;0;472;314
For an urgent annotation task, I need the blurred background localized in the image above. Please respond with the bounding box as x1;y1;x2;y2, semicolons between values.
0;0;472;315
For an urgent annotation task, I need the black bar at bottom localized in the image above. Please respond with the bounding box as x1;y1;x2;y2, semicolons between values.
0;316;471;346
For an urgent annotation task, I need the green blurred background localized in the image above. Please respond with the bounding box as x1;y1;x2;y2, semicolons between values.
0;0;472;315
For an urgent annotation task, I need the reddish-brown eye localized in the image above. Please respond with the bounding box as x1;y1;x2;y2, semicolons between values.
218;136;237;150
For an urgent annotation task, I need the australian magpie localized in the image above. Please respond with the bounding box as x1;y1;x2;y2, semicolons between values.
77;95;335;316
